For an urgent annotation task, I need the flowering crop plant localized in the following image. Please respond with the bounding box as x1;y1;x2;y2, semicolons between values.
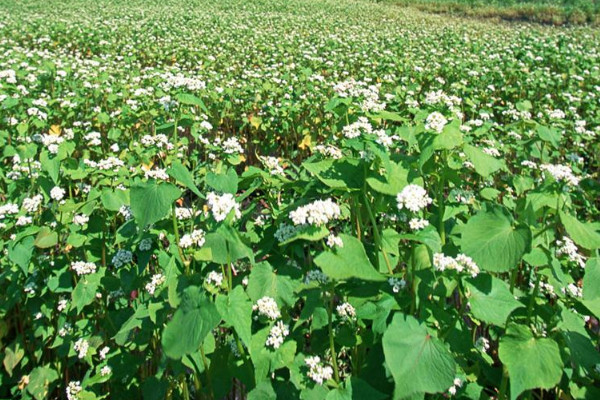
0;0;599;399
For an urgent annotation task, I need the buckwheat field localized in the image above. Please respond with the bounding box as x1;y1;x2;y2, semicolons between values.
1;0;599;399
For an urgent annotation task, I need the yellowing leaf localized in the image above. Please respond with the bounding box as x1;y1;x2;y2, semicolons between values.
49;125;61;136
250;115;262;129
298;134;312;150
141;162;154;171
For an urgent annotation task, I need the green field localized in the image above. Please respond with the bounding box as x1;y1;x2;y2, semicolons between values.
1;0;599;399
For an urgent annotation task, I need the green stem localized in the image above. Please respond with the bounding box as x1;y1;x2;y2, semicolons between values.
498;366;509;400
362;193;393;274
437;169;446;246
327;295;340;383
171;206;188;275
527;269;540;325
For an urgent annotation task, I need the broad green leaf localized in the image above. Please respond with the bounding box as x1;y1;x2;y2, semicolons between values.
167;161;202;197
8;236;35;274
463;144;504;177
72;273;103;313
34;227;58;248
247;262;297;306
499;324;563;400
216;286;253;347
314;234;385;281
27;366;59;400
433;124;463;150
536;125;561;148
162;286;221;359
100;188;129;211
382;314;456;397
206;168;238;194
130;181;181;228
3;343;24;377
464;274;522;326
176;93;209;113
560;212;600;250
367;161;409;195
303;158;363;190
582;258;600;317
461;208;531;272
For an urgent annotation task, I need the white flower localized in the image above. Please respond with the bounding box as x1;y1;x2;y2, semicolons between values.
556;236;586;268
145;274;166;296
252;296;281;320
205;271;224;287
475;337;490;353
326;234;343;248
50;186;65;201
100;365;112;376
266;321;289;349
99;346;110;360
562;283;582;298
22;194;43;213
336;302;356;321
71;261;97;276
144;168;170;181
175;207;195;220
222;137;244;154
119;205;132;220
206;192;241;222
66;381;82;400
73;338;89;359
342;117;372;139
304;356;333;385
409;218;429;230
57;298;68;312
0;203;19;219
433;253;480;277
540;164;580;186
397;185;432;212
289;199;341;227
179;229;206;248
16;216;32;226
261;156;285;176
425;112;448;133
72;214;89;226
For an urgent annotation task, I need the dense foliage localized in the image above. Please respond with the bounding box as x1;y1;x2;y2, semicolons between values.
1;0;599;399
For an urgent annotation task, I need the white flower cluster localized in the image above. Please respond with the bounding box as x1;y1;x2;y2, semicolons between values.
179;229;206;248
332;79;385;112
205;271;224;287
112;249;133;268
261;156;285;176
50;186;65;201
304;269;329;284
313;144;342;159
433;253;480;277
475;337;490;353
72;214;89;226
409;218;429;230
252;296;281;320
396;185;432;213
342;117;372;139
71;261;97;276
140;134;174;150
539;164;580;186
388;277;406;293
336;302;356;321
266;321;289;349
22;194;43;213
144;168;170;181
326;234;343;248
119;205;133;220
100;366;112;376
222;137;244;154
289;199;341;227
562;283;582;298
425;111;448;133
304;356;333;385
84;131;102;146
206;192;241;222
448;378;463;395
99;346;110;360
0;203;19;220
66;381;82;400
175;207;195;220
556;236;586;268
145;273;166;296
73;338;89;359
84;156;125;171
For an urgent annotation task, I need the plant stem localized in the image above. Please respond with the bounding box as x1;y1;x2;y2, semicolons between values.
362;192;393;274
327;295;340;383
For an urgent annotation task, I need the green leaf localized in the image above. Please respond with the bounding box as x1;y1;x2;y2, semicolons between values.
382;314;456;397
499;324;563;400
366;161;409;195
536;125;561;148
40;151;60;183
101;188;129;211
34;227;58;248
433;123;463;150
8;236;35;274
176;93;209;113
167;161;202;197
464;274;522;326
130;181;181;228
463;144;504;177
72;273;103;313
215;286;253;347
461;208;531;272
206;168;238;194
3;343;24;377
27;366;59;400
303;158;363;190
560;212;600;250
247;262;297;306
314;234;385;282
162;286;220;359
582;258;600;317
